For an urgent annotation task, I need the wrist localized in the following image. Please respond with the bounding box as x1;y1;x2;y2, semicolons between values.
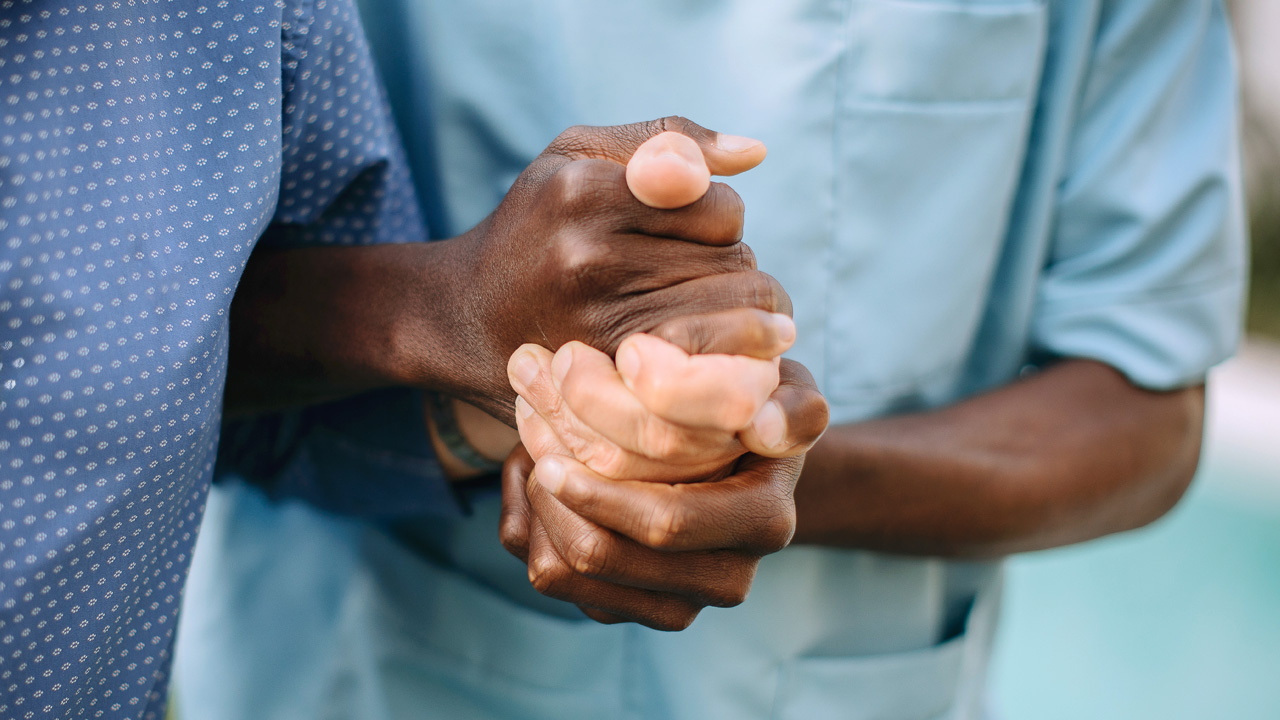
384;231;516;421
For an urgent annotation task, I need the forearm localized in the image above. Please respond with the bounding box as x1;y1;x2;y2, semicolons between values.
792;359;1205;558
223;238;507;418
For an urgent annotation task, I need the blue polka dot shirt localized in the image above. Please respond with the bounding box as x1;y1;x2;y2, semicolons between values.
0;0;425;717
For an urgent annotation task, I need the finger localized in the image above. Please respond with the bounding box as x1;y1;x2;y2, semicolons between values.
642;270;794;321
614;333;780;431
548;158;748;247
527;474;758;607
626;132;712;210
550;342;740;474
576;606;630;625
514;395;573;462
523;509;704;632
650;309;796;359
512;342;731;480
498;444;537;563
545;116;766;177
511;343;663;479
740;360;831;458
532;453;799;554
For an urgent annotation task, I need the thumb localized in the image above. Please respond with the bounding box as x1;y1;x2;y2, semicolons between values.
545;115;766;178
626;132;713;209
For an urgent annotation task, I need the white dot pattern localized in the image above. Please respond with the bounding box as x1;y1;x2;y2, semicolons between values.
0;0;422;717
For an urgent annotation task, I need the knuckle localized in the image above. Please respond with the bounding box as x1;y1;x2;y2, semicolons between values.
655;320;697;355
654;316;712;356
580;441;628;480
657;115;685;134
564;528;610;578
528;552;572;597
499;520;525;556
733;240;757;271
550;125;593;155
757;505;797;554
547;160;596;212
706;582;751;609
735;272;781;313
554;233;607;280
802;394;832;445
658;115;705;141
646;497;692;549
710;187;746;243
649;607;700;633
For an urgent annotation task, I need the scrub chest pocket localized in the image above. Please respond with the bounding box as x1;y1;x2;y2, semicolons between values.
825;0;1048;406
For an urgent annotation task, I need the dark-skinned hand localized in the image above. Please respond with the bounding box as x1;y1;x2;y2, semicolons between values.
442;117;790;418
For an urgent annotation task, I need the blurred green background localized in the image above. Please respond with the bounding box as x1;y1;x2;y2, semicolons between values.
1247;185;1280;338
990;4;1280;716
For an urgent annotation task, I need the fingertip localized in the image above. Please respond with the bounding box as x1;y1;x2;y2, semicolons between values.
709;134;767;176
551;344;577;387
512;394;532;417
616;341;641;389
508;348;540;392
771;314;796;349
535;455;567;494
749;400;788;453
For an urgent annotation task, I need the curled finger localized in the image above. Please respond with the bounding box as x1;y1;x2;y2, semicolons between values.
527;464;759;608
499;444;537;563
650;308;795;359
739;359;830;458
523;508;704;632
614;333;779;431
532;452;800;554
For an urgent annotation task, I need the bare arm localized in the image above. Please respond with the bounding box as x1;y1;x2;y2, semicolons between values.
224;241;473;416
793;359;1205;557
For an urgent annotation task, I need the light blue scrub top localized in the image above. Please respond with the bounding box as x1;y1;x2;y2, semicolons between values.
174;1;1246;718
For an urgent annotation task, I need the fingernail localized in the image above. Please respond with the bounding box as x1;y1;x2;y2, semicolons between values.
616;342;641;386
515;395;534;420
511;351;538;389
551;345;574;387
772;314;796;345
535;457;566;494
715;133;763;153
753;400;787;450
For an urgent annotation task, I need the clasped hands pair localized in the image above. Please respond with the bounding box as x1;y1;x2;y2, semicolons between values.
449;119;829;631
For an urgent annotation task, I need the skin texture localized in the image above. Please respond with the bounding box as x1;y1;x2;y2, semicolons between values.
224;116;782;419
790;360;1206;557
505;343;828;630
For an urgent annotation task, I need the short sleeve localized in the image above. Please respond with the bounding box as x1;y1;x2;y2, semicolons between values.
260;0;425;248
1032;0;1247;390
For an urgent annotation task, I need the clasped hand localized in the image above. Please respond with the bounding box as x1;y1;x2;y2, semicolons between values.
495;126;829;631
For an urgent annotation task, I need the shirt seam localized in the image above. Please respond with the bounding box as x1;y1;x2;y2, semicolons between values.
1035;270;1243;315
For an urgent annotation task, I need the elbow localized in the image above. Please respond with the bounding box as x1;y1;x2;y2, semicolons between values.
1115;383;1208;534
998;382;1208;555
